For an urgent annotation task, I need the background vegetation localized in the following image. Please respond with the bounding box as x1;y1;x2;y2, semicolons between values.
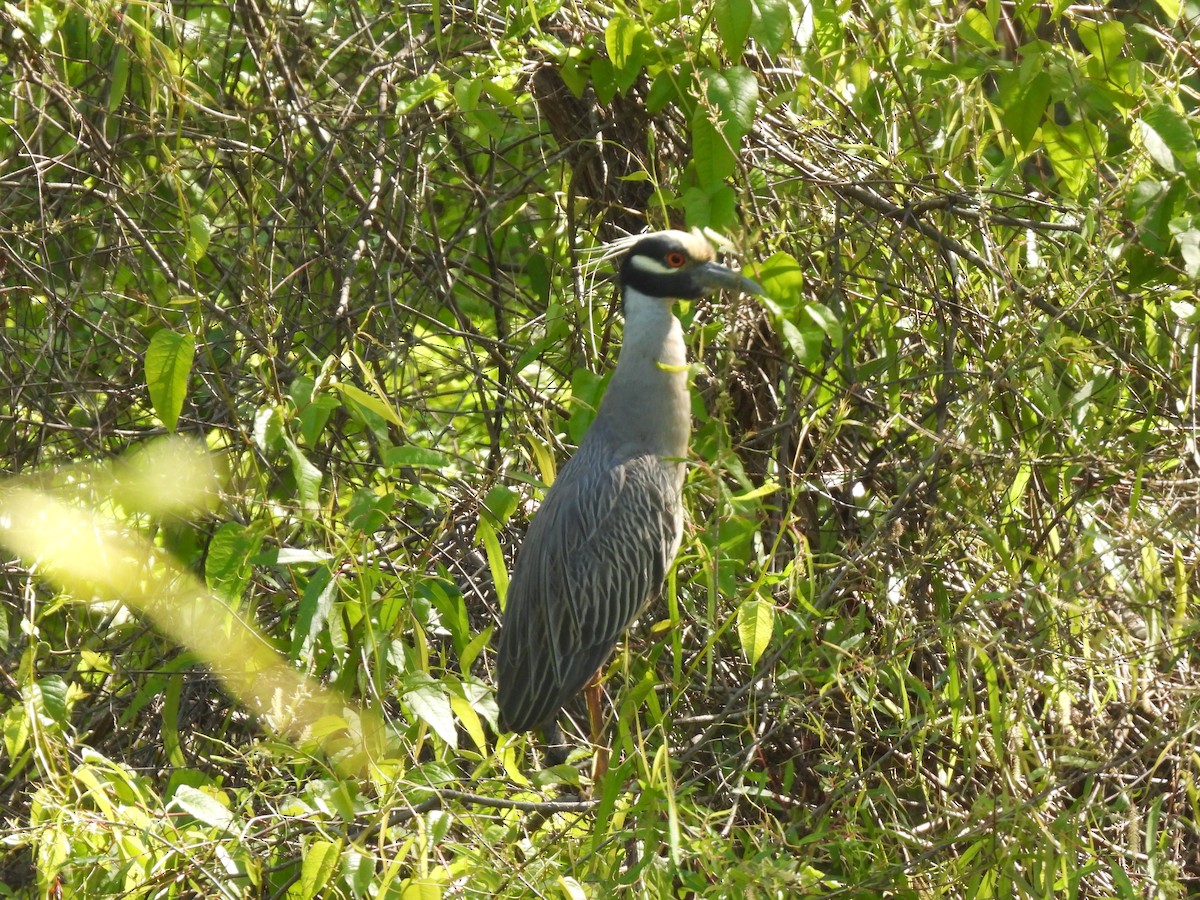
2;0;1199;896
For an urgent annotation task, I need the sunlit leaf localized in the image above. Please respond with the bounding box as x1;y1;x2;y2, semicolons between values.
396;73;445;114
332;382;403;427
1043;121;1106;196
957;8;997;48
384;445;452;469
755;251;803;308
737;599;775;666
145;328;194;433
172;784;235;831
999;70;1050;150
296;839;342;900
1076;19;1125;64
185;213;211;262
403;675;457;748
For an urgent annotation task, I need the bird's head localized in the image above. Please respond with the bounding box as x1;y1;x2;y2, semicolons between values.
616;229;763;301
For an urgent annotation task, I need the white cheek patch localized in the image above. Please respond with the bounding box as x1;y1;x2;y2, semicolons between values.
628;254;683;276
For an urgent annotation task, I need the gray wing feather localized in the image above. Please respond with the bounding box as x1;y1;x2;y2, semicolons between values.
496;448;682;732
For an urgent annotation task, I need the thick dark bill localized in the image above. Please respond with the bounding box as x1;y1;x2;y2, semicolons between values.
694;261;764;296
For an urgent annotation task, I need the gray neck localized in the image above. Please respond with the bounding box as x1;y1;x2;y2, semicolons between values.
587;287;691;460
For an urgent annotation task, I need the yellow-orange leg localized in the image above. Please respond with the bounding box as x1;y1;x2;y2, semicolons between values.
585;671;610;782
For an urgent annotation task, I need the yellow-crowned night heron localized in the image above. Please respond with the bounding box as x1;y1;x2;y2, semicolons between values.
495;229;762;760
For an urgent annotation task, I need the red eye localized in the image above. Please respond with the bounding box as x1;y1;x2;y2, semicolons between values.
665;251;687;268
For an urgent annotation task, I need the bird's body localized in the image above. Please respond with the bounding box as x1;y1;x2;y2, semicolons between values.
495;229;761;737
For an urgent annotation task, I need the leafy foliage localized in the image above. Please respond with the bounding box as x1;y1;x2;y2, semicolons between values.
2;0;1199;897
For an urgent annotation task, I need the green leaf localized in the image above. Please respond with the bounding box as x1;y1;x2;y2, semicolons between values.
185;213;211;263
691;115;737;187
1151;0;1181;19
714;0;752;56
346;489;393;534
785;318;823;365
1137;105;1197;173
384;445;452;469
737;598;774;666
399;879;441;900
731;481;780;503
590;55;616;106
395;73;445;115
294;565;336;658
475;516;509;605
1043;121;1106;197
205;522;264;602
1168;219;1200;277
34;676;69;726
1076;19;1124;64
171;784;235;831
646;70;681;113
803;301;842;348
285;437;323;514
701;66;759;144
253;405;283;452
107;43;129;114
145;328;195;433
748;0;791;54
604;15;643;92
682;183;736;229
296;838;342;900
481;484;519;525
331;382;403;427
403;675;458;748
998;70;1050;151
605;15;637;72
2;705;29;761
956;8;997;48
756;251;804;308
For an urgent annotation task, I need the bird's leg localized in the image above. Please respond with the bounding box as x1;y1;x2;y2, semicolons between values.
585;671;610;782
543;720;570;767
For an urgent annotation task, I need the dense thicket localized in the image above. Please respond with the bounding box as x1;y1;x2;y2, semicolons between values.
2;0;1198;896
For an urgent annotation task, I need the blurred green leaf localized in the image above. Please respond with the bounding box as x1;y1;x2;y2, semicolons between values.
1076;19;1124;64
332;382;403;427
384;445;452;469
1137;105;1197;173
605;14;643;92
748;0;791;53
957;8;997;48
285;437;323;514
205;522;264;602
482;483;519;525
714;0;752;57
396;73;446;114
184;213;211;263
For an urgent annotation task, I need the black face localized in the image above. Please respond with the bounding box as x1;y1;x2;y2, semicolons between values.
618;234;715;300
